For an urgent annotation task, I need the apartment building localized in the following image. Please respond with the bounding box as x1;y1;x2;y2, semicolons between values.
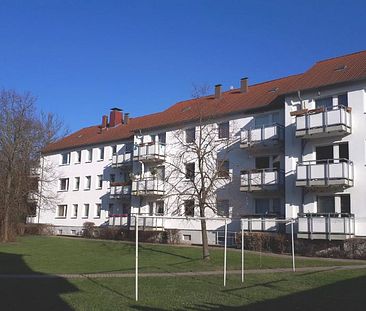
32;50;366;244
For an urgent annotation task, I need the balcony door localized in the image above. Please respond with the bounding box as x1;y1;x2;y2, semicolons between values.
315;97;333;110
317;196;335;213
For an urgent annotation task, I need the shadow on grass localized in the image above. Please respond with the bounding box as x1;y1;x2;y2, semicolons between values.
130;272;366;311
0;252;77;310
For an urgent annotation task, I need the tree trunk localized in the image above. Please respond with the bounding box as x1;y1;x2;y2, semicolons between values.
200;219;210;261
2;173;12;242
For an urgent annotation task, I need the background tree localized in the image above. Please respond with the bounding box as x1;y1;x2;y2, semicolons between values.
0;90;66;242
164;85;239;260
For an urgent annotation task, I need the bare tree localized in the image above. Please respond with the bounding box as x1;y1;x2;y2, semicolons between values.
0;89;66;242
164;85;240;260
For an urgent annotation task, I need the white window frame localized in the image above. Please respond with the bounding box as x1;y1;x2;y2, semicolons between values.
85;176;91;190
59;178;69;191
57;205;67;218
83;204;89;218
75;150;81;164
96;175;103;189
95;204;101;218
72;204;78;218
98;147;104;161
86;149;93;162
74;177;80;191
61;153;70;165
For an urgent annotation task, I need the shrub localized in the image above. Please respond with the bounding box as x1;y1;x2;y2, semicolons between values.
23;224;53;236
82;222;96;238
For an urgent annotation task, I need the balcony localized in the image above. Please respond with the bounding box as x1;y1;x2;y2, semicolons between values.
109;182;132;199
240;168;284;192
294;106;351;138
112;153;132;167
132;177;164;196
240;123;284;150
129;213;165;230
297;213;355;240
108;214;129;226
241;216;281;232
296;159;354;188
133;142;166;162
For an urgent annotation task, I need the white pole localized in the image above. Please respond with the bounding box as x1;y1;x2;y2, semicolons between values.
223;218;227;287
135;214;139;301
241;219;244;283
291;219;296;272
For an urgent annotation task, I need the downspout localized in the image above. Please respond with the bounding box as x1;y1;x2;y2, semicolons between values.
37;154;45;224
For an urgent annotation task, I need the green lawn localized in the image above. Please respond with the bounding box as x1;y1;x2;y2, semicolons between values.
0;236;365;310
0;236;359;275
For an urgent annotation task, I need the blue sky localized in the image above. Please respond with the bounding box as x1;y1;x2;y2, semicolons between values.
1;0;365;132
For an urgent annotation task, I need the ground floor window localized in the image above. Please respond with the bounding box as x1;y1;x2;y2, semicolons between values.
217;199;230;217
216;231;235;246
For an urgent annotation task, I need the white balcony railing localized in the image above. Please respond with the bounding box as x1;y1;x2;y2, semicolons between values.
240;123;284;148
298;213;355;240
133;142;166;162
112;153;132;167
240;169;284;192
295;105;351;138
130;213;165;230
132;177;165;196
108;214;129;226
109;184;132;198
296;159;354;187
241;217;280;232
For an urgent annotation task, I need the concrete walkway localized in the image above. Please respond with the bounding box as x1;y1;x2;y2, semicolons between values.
1;264;366;279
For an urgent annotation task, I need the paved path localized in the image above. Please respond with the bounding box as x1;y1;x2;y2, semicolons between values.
1;265;366;279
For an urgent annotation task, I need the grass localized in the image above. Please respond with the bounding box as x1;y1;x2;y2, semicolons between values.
1;270;366;310
0;235;360;275
0;236;365;310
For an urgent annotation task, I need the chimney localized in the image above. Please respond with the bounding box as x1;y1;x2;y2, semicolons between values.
240;77;248;93
215;84;222;99
124;113;130;124
101;115;108;128
109;108;123;127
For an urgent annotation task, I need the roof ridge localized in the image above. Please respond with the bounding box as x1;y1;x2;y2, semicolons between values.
315;49;366;64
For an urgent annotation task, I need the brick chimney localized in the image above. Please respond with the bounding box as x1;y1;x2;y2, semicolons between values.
240;77;248;93
124;113;130;124
109;108;122;127
215;84;222;99
101;115;108;128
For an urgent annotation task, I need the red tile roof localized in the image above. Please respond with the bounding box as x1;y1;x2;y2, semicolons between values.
42;50;366;154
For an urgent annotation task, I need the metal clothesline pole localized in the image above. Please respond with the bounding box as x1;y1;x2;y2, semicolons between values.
135;214;139;301
241;219;244;283
291;219;296;272
223;218;227;287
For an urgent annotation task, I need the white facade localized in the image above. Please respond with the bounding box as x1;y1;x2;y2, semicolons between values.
33;64;366;243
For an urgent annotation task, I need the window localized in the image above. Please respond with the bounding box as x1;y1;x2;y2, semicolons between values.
218;122;229;139
255;199;270;215
183;234;191;241
156;201;164;215
95;204;101;218
112;145;117;156
97;175;103;189
255;157;270;169
185;163;195;180
272;198;281;215
72;204;78;218
339;143;349;161
125;143;133;153
340;194;351;214
315;97;333;110
109;174;115;188
148;202;154;216
108;203;114;217
59;178;69;191
316;145;334;162
217;200;230;217
99;147;104;160
158;133;166;144
217;160;230;178
184;200;195;217
75;151;81;163
83;204;89;218
338;93;348;107
87;149;93;162
57;205;67;218
317;196;335;213
85;176;91;190
185;128;195;143
61;153;70;165
74;177;80;191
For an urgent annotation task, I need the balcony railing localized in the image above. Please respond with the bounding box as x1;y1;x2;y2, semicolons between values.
133;142;166;162
240;123;284;149
295;105;352;138
129;213;165;230
112;153;132;167
296;159;354;188
109;183;132;199
108;214;129;226
132;177;165;196
240;168;284;192
241;216;280;232
297;213;355;240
